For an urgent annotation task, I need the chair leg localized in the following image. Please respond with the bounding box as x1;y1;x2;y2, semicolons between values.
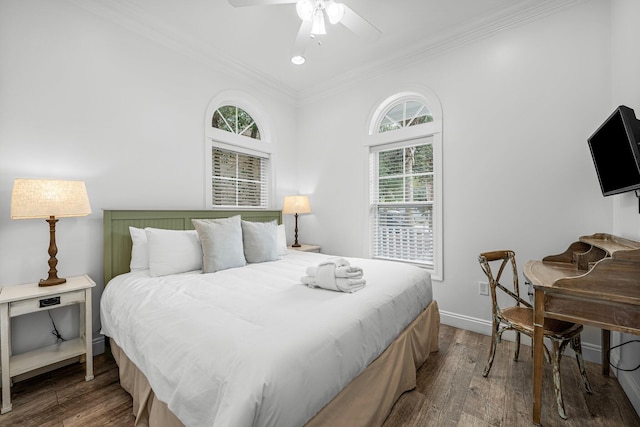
552;340;568;419
483;321;500;377
514;331;521;361
571;336;592;394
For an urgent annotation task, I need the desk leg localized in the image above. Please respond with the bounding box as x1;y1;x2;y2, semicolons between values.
533;289;545;425
602;329;611;376
1;303;12;414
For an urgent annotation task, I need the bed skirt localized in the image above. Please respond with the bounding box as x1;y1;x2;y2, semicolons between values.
110;299;440;427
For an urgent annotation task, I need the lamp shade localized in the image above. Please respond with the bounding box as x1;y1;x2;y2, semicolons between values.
11;178;92;219
283;195;311;215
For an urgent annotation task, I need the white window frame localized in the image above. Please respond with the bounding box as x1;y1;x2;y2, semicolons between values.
365;90;443;280
204;91;275;210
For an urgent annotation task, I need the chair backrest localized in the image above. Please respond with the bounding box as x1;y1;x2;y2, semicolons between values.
478;250;532;316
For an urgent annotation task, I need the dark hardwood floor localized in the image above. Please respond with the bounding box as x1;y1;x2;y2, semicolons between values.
2;325;639;426
383;325;640;427
1;350;135;426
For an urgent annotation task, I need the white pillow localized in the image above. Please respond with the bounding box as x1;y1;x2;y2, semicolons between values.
242;220;278;263
277;224;288;256
129;226;149;270
145;228;202;276
192;216;246;273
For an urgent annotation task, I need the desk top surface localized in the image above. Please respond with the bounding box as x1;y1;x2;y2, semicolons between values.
524;260;580;288
579;233;640;255
524;259;640;305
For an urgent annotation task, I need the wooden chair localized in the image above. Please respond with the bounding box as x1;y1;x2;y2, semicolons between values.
478;250;592;419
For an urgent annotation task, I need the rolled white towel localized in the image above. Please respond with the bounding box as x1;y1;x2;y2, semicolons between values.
301;257;366;292
301;275;366;293
305;257;363;279
305;265;363;279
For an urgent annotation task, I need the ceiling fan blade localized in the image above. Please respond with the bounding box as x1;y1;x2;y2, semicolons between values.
340;4;381;42
292;20;313;58
228;0;296;7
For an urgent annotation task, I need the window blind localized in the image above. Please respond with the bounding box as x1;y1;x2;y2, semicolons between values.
212;147;269;208
369;141;434;266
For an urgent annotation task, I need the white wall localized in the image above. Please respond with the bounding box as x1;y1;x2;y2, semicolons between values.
0;0;298;354
297;0;612;349
610;0;640;415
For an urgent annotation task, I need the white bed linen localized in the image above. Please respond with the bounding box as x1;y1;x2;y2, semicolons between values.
101;251;433;427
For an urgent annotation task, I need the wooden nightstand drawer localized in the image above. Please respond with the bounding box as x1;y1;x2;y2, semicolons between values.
9;290;86;317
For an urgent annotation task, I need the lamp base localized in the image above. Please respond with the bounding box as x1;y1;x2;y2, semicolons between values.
292;213;302;248
39;216;66;287
39;277;66;287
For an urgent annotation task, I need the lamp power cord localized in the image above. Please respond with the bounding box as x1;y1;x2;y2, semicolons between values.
48;311;66;343
608;340;640;372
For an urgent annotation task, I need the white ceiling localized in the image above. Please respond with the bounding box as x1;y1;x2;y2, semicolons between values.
72;0;581;100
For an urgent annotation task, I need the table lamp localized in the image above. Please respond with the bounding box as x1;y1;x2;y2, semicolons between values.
282;195;311;247
11;178;92;286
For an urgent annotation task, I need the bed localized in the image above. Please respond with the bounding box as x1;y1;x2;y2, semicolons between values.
101;210;439;427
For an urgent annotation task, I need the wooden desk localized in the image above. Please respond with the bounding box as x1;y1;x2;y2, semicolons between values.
524;233;640;424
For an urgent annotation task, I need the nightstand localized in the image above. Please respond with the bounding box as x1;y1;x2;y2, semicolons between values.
289;244;321;253
0;275;96;414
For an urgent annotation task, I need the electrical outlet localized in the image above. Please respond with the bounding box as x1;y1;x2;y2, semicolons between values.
479;281;489;296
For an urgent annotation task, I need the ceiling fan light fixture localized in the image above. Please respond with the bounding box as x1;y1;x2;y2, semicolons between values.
227;0;382;65
310;9;326;35
325;1;345;25
291;55;306;65
296;0;314;21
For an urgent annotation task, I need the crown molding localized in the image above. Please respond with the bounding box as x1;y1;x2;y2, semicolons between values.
65;0;299;105
65;0;585;107
297;0;587;105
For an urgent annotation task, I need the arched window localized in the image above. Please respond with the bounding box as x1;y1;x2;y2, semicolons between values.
211;105;261;140
367;91;443;280
377;99;434;133
205;93;273;209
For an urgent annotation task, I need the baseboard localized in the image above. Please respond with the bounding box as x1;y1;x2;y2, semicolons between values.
609;336;640;417
93;335;105;355
616;370;640;416
439;309;493;336
439;310;601;363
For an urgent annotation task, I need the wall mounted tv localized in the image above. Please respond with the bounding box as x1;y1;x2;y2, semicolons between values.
588;105;640;197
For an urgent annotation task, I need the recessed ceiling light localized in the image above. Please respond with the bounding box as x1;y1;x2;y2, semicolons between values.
291;55;306;65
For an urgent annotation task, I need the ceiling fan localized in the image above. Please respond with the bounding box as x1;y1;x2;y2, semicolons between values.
228;0;381;65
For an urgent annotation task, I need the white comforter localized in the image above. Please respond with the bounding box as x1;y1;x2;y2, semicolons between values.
100;251;433;427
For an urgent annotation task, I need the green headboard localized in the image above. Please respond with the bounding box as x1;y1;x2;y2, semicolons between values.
103;210;282;285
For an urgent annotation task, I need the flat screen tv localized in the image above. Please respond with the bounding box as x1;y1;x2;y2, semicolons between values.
588;105;640;196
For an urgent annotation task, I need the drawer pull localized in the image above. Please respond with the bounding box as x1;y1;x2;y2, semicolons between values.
39;297;61;308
